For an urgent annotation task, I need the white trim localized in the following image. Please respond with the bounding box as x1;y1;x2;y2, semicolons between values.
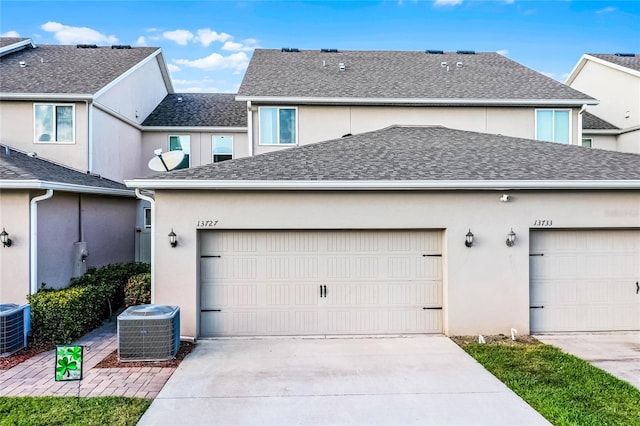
0;38;36;57
0;93;92;101
583;129;621;135
155;51;175;94
212;135;234;163
30;189;54;295
93;49;164;99
135;189;156;304
258;106;299;145
247;101;253;156
33;103;76;144
87;100;93;173
566;54;640;85
0;180;135;196
143;126;247;132
125;179;640;190
237;95;598;106
535;108;572;144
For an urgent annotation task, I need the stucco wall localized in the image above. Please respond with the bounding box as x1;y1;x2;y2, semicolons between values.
151;190;640;338
617;130;640;154
0;101;88;171
0;190;31;304
250;105;581;156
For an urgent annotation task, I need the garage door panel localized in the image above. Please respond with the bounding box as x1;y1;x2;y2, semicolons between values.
530;230;639;332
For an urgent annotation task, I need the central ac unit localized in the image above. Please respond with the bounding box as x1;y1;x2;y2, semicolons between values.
117;304;180;362
0;304;31;357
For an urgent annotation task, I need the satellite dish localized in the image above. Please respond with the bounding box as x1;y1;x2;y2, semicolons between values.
148;150;185;172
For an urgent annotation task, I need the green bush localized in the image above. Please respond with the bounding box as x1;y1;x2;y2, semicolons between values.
124;273;151;307
28;262;150;344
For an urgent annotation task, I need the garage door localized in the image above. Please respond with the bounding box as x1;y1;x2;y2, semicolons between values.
200;230;442;337
530;230;640;332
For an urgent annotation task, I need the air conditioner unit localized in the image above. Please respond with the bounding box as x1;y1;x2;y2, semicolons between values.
0;304;30;357
117;304;180;362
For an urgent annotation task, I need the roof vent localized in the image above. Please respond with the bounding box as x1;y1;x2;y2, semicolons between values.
338;62;346;71
76;44;98;49
177;97;183;103
111;45;132;49
614;53;636;57
456;61;463;68
26;152;37;158
19;61;26;68
426;50;444;54
321;48;338;53
441;61;448;67
281;47;299;52
456;50;475;55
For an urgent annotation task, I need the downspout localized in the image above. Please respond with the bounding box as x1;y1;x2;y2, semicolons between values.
86;100;94;173
247;101;253;156
30;189;54;295
135;188;156;303
578;104;587;146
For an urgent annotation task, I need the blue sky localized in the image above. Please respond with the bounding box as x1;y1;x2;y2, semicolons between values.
1;1;639;93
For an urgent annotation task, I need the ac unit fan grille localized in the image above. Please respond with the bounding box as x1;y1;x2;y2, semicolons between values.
0;311;25;357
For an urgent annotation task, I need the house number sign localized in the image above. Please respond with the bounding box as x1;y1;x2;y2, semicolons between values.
532;219;553;227
196;220;218;228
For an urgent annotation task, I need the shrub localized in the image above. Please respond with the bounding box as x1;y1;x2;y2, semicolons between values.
124;273;151;307
28;262;150;344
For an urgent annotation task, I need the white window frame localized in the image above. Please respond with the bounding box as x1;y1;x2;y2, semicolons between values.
212;135;234;163
581;138;592;148
168;134;191;169
33;103;75;144
535;109;572;144
258;106;298;145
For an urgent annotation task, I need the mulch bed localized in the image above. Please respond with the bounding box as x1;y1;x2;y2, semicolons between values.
93;341;195;368
0;341;53;370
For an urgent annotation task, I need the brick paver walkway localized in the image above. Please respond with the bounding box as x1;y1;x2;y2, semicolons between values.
0;321;176;398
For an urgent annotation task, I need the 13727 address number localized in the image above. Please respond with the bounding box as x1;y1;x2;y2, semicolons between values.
196;220;218;227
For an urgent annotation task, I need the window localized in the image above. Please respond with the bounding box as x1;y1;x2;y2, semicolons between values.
169;135;190;169
213;136;233;163
34;104;74;143
581;138;592;148
259;107;297;145
144;208;151;228
536;109;570;144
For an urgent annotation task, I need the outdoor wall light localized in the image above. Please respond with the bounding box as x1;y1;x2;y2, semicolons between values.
0;228;12;247
465;229;474;247
168;229;178;248
506;228;516;247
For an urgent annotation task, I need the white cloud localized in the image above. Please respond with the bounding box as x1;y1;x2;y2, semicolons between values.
174;52;250;72
244;38;258;45
135;36;147;46
172;78;239;93
163;29;194;46
41;21;117;45
195;28;231;47
496;49;509;56
434;0;462;6
1;30;20;38
221;41;255;52
539;71;560;81
596;6;616;14
167;63;181;73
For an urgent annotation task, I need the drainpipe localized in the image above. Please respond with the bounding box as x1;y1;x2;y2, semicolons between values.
135;188;156;303
86;100;93;173
578;104;587;146
30;189;54;295
247;100;253;156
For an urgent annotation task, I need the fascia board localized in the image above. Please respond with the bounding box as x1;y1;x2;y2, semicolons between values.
0;180;134;196
235;96;598;106
125;179;640;191
0;93;93;101
0;39;36;57
565;55;588;85
155;51;175;94
582;129;622;135
142;126;248;132
577;54;640;80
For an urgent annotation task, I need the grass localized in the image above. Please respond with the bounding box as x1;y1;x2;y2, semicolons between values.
453;336;640;426
0;396;151;426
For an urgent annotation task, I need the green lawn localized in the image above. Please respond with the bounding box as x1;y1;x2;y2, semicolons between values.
453;336;640;426
0;396;151;426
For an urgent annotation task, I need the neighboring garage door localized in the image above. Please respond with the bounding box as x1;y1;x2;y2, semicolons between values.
199;230;442;337
530;230;640;333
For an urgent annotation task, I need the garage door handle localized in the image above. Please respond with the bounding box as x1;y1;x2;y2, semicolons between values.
320;285;327;298
323;285;327;298
636;282;639;295
530;306;544;309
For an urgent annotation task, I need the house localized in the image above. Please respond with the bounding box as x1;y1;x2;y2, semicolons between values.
0;37;173;302
126;125;640;338
566;53;640;154
236;49;598;155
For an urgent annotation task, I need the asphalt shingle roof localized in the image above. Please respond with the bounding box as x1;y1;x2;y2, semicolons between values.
0;40;159;94
147;126;640;181
142;93;247;127
0;146;128;191
582;111;619;130
589;53;640;73
238;49;594;102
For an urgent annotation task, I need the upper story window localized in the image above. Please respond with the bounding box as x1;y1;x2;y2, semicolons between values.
213;136;233;163
581;138;592;148
34;104;74;143
536;109;570;144
169;135;190;169
259;107;297;145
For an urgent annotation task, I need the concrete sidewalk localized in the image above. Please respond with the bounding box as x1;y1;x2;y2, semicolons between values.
0;321;175;398
139;336;549;425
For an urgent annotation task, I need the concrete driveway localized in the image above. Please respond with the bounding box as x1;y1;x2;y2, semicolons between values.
536;332;640;389
138;336;548;425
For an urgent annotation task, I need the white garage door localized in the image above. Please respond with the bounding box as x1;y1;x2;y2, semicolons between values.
530;230;640;333
200;230;442;337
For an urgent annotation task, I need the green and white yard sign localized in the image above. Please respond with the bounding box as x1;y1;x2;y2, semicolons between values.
55;345;83;381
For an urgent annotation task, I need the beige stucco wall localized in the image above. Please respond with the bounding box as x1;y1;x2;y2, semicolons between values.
150;189;640;338
250;105;581;155
0;190;31;304
140;131;249;173
583;133;618;152
617;130;640;155
0;101;88;171
571;61;640;129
